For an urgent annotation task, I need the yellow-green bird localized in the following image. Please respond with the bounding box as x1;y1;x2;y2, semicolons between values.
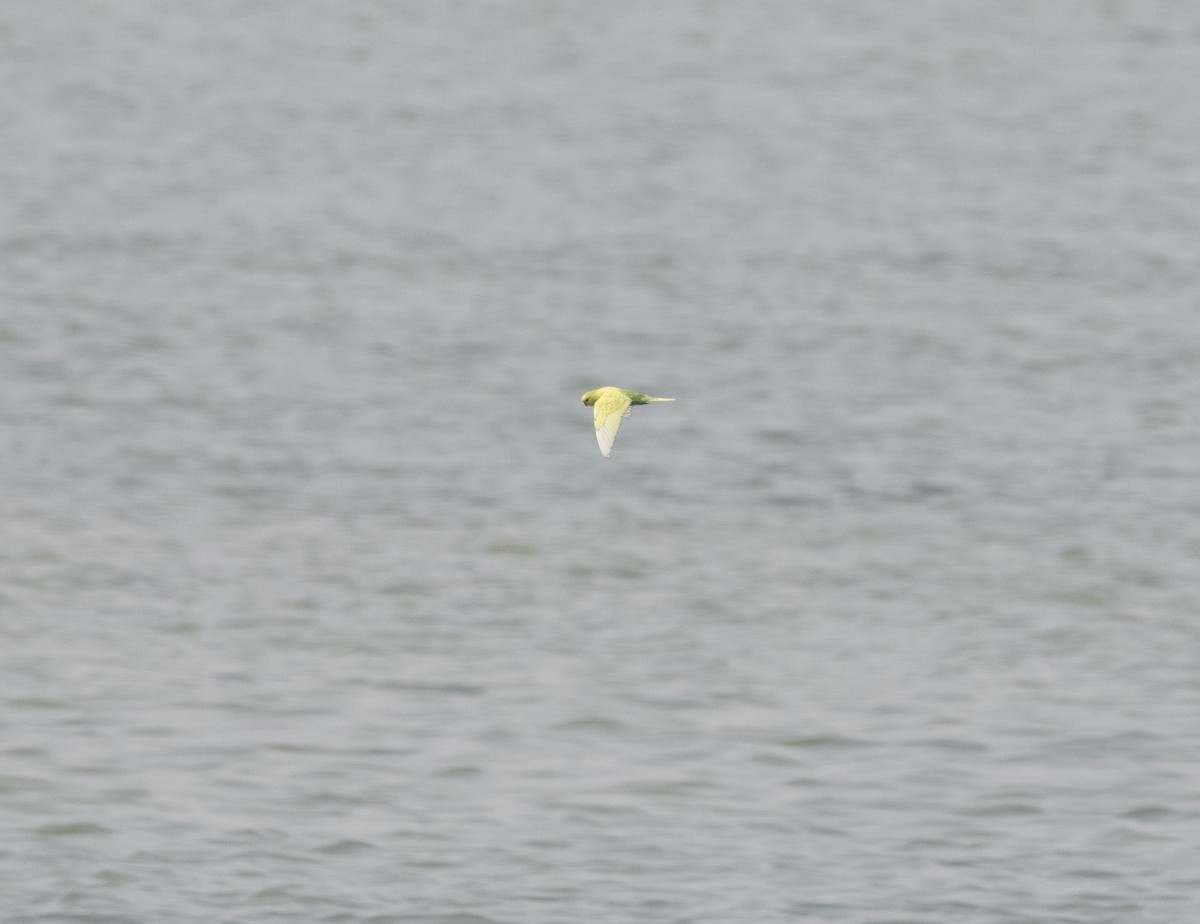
581;386;675;457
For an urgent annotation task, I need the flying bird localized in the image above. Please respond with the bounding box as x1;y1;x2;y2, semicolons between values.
581;386;675;457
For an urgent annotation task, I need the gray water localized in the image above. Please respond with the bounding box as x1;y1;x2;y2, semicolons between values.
3;2;1200;922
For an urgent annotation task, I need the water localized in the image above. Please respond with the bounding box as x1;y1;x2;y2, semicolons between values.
3;2;1200;921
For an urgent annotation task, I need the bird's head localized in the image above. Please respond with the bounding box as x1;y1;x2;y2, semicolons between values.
581;390;600;407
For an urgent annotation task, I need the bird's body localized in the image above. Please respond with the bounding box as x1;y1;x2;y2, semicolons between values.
581;386;675;457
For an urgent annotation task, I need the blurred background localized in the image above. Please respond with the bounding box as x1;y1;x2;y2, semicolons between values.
2;2;1199;922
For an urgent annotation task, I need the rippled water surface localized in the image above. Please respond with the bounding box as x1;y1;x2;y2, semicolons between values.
3;2;1200;922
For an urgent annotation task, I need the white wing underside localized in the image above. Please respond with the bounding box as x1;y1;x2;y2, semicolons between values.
593;392;633;457
595;408;629;457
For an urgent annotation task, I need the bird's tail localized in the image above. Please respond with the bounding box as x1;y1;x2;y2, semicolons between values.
645;396;675;402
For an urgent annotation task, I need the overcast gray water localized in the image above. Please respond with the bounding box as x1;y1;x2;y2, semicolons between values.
3;2;1200;922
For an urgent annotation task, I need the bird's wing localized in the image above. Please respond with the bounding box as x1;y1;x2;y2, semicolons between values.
593;390;632;457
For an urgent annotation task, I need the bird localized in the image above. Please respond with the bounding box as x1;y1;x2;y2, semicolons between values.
581;387;675;457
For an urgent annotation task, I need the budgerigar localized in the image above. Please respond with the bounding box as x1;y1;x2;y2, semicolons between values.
581;387;675;457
